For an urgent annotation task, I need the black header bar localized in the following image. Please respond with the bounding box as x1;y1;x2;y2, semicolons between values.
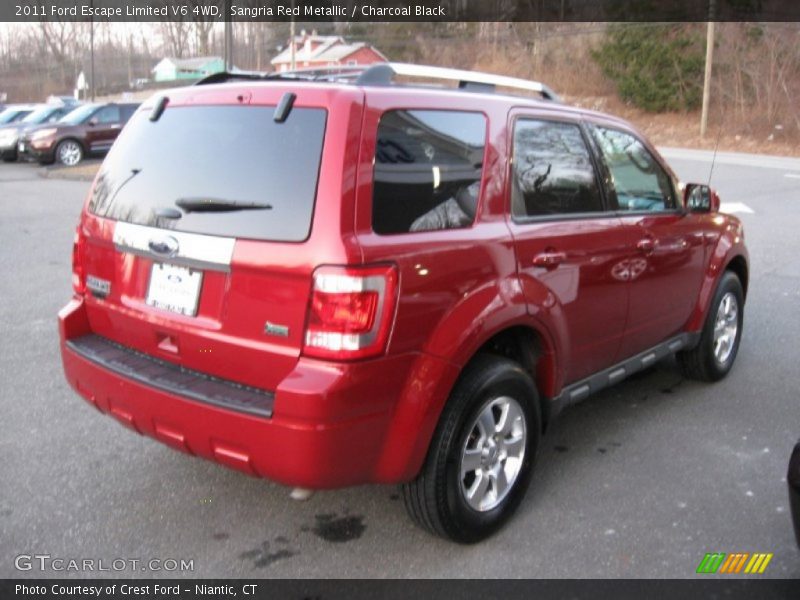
4;0;800;22
2;579;800;600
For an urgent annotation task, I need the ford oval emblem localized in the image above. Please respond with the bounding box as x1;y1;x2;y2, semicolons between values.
148;235;179;257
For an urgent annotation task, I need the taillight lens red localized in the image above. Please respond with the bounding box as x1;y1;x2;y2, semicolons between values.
72;226;86;295
303;264;398;360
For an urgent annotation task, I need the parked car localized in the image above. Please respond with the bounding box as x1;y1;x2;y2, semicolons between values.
0;104;37;125
58;64;749;543
19;102;139;166
0;100;78;162
790;441;800;548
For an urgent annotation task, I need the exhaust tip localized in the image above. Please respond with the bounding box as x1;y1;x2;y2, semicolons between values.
290;487;315;501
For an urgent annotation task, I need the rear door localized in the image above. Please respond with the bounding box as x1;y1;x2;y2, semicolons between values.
507;112;630;384
79;86;361;392
85;104;121;153
586;122;706;358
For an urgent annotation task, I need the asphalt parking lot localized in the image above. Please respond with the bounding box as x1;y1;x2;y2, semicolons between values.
1;153;798;579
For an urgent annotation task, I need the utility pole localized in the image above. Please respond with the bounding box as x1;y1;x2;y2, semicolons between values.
223;0;232;70
89;0;95;101
289;0;296;70
700;0;716;138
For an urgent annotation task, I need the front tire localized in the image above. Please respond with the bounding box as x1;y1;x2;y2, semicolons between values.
55;139;83;166
677;271;744;381
402;354;540;543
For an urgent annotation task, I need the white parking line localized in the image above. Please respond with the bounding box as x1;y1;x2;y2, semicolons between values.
720;202;755;215
785;173;800;179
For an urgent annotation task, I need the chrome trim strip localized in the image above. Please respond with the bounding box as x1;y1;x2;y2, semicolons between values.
113;221;235;272
608;367;626;384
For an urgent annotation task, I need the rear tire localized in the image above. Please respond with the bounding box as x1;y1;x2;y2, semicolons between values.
677;271;744;382
402;354;540;543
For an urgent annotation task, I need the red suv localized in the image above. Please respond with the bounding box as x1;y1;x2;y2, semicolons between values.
59;63;749;543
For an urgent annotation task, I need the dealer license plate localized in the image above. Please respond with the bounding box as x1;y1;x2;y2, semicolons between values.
145;263;203;317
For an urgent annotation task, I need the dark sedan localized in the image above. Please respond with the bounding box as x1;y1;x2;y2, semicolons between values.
19;102;139;166
790;441;800;548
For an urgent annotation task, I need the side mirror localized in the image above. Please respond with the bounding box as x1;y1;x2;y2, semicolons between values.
684;183;720;213
87;118;98;127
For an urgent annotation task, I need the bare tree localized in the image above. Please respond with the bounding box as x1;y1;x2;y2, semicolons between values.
160;21;190;58
37;22;78;87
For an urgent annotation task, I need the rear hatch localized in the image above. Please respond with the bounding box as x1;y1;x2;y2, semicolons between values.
76;85;359;391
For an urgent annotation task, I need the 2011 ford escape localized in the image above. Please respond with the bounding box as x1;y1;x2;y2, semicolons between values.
59;63;749;543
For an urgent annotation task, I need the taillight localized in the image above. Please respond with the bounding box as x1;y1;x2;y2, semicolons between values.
303;264;398;360
72;226;86;295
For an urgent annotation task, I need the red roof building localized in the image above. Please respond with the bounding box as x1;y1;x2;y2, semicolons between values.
271;31;388;72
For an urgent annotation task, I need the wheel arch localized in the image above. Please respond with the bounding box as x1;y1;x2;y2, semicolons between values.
469;324;558;432
685;224;749;333
373;319;560;484
725;254;749;301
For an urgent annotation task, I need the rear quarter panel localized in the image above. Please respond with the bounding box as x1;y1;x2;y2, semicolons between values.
353;90;561;481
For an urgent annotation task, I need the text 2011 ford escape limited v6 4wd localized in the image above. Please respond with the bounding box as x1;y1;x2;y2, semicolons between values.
59;63;749;543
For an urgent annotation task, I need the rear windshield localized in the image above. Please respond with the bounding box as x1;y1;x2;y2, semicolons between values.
90;104;327;242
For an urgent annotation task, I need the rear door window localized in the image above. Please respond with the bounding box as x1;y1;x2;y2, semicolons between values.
94;105;120;124
371;110;486;234
511;119;603;218
89;105;327;242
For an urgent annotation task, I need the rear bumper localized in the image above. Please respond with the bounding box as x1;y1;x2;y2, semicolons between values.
789;441;800;549
59;296;423;489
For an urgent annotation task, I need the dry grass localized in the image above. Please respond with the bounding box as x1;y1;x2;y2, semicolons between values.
570;94;800;157
466;25;800;158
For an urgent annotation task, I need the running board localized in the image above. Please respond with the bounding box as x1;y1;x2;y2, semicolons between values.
551;332;700;415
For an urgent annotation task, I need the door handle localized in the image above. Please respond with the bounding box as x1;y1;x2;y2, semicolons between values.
532;251;566;269
636;238;655;254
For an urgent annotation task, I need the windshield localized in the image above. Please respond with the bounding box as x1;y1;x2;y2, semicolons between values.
89;104;327;242
22;106;57;124
59;104;99;125
0;109;31;124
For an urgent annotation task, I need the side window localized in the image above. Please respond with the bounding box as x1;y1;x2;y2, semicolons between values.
93;105;120;124
511;119;603;218
371;110;486;235
120;105;138;122
590;126;675;212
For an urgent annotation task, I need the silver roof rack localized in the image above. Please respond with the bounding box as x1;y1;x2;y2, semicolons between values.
356;63;561;102
196;62;561;102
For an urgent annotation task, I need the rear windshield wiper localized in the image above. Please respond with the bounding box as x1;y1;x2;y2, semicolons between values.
175;197;273;213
